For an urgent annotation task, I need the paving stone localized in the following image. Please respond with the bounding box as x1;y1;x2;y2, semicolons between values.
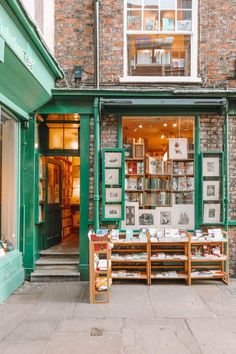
0;340;48;354
57;318;123;333
46;332;122;354
187;318;236;354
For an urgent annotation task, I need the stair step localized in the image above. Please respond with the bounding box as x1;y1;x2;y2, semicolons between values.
31;270;80;282
39;251;78;257
36;258;79;265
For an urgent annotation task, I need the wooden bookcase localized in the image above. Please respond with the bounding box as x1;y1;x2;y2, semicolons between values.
111;234;149;285
149;235;190;285
89;240;111;304
189;232;229;285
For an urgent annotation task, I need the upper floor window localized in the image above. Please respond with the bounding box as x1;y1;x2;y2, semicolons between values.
123;0;199;82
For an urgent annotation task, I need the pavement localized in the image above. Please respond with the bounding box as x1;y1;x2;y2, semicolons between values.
1;280;236;354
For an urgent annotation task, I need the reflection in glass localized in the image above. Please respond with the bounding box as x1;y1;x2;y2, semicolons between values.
177;10;192;31
127;0;142;8
143;10;159;31
127;10;142;30
160;0;175;10
49;126;63;149
177;0;192;9
144;0;159;9
160;10;175;31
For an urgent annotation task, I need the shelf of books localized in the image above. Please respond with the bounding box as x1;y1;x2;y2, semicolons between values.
110;229;149;284
189;229;229;285
149;228;190;285
89;233;112;304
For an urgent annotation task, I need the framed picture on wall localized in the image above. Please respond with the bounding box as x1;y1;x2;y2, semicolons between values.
104;204;122;219
138;209;156;227
104;152;122;168
133;143;145;158
203;203;221;224
156;207;173;228
105;169;119;185
203;157;220;177
121;202;139;229
203;181;220;201
169;138;188;160
174;205;194;229
105;188;122;202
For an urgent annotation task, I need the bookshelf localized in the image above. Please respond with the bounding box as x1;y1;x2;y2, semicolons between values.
111;233;149;284
89;240;112;304
189;231;229;285
35;154;46;224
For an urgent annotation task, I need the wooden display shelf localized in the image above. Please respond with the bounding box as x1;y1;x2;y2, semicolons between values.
190;256;227;262
112;272;148;280
151;272;188;280
151;256;188;261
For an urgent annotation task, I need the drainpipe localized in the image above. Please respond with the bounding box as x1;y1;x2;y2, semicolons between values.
94;97;100;231
224;104;229;230
94;0;100;89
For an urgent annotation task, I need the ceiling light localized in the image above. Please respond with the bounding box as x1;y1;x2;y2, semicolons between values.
173;123;177;127
163;123;167;127
161;134;165;139
139;124;143;128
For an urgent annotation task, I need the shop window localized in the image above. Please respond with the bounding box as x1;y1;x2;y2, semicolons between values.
124;0;198;81
123;116;195;229
47;123;80;150
0;109;19;247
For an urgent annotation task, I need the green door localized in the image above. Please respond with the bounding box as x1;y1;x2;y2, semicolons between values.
44;158;62;249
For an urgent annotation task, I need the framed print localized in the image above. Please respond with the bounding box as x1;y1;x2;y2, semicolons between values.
105;188;122;202
156;207;173;228
169;138;188;160
121;202;139;229
138;209;157;227
204;203;221;224
174;205;194;229
104;204;122;219
133;143;145;158
203;157;219;177
105;169;119;185
203;181;220;201
104;152;122;168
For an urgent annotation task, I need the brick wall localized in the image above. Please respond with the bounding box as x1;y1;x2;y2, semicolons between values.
54;0;236;88
229;116;236;221
200;115;224;151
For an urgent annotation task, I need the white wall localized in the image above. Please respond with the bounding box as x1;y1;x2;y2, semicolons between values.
21;0;55;54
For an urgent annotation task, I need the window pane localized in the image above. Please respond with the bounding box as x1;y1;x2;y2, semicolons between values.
127;10;142;30
160;11;175;31
143;10;159;31
64;128;79;149
127;0;142;8
127;34;191;76
49;128;63;149
160;0;175;10
144;0;159;9
177;0;192;9
177;10;192;31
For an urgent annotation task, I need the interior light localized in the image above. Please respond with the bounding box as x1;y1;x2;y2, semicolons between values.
74;114;79;118
173;123;177;127
139;124;143;128
163;152;168;161
163;123;167;127
161;134;165;139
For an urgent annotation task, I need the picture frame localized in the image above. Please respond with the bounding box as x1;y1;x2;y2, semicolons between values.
104;152;122;168
169;138;188;160
174;205;194;229
138;209;157;227
105;169;119;185
156;207;173;228
133;143;145;159
104;204;122;219
203;203;221;224
203;180;220;201
105;188;122;202
121;202;139;229
203;157;220;177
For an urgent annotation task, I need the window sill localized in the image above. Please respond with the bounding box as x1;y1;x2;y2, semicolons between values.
119;76;202;84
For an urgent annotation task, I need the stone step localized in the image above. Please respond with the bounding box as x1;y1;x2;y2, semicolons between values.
35;258;79;271
31;270;80;282
39;250;79;258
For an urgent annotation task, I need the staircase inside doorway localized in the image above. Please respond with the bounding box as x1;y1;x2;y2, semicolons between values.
31;235;80;282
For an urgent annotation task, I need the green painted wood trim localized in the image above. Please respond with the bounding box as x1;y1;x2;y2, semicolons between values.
194;115;200;228
117;116;122;148
4;0;63;78
224;113;229;230
37;100;93;115
79;114;90;281
94;98;100;231
0;94;29;120
0;36;5;63
101;148;125;222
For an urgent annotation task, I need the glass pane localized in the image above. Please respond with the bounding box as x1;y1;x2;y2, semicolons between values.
64;128;79;149
177;10;192;31
49;128;63;149
127;0;142;8
177;0;192;9
160;10;175;31
160;0;175;10
144;0;159;9
127;10;142;30
127;34;191;76
143;10;159;31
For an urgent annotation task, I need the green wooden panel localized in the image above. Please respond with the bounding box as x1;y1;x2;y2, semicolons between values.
0;37;5;63
79;114;90;281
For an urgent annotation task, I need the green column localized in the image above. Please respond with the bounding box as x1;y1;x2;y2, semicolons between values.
194;114;200;229
79;114;90;280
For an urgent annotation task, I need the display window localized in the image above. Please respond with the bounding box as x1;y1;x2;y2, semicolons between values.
125;0;197;80
122;116;195;229
0;108;19;248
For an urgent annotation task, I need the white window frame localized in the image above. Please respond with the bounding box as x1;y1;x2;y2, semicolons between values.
121;0;200;83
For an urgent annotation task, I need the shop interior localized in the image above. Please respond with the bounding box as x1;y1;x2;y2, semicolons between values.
122;116;195;229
